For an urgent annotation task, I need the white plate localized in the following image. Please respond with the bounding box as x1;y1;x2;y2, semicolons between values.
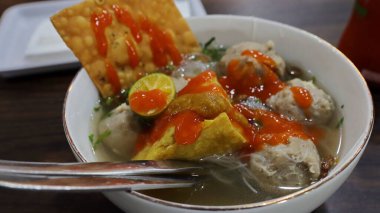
0;0;206;77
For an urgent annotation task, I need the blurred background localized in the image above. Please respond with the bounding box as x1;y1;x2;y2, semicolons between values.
0;0;378;212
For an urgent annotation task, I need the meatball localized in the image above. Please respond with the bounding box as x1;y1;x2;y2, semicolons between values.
266;78;335;124
249;137;321;190
221;41;286;77
98;103;139;158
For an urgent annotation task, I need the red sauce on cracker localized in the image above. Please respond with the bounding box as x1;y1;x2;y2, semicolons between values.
112;5;142;43
91;6;184;95
140;17;182;67
125;38;140;68
91;10;112;57
105;61;121;93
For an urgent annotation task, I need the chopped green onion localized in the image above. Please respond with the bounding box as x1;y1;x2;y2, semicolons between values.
106;111;113;117
204;37;216;49
335;117;344;129
201;37;226;61
165;64;176;71
89;130;112;149
93;106;101;112
88;134;94;144
105;97;113;106
311;76;317;84
99;89;130;112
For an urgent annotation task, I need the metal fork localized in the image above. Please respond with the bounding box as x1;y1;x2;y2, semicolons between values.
0;160;204;192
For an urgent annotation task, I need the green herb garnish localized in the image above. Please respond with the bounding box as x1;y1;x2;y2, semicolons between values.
355;1;368;17
311;76;317;84
93;106;101;112
106;111;113;117
89;130;112;149
88;134;94;144
336;117;344;129
204;37;216;49
99;89;129;112
120;89;129;98
201;37;226;61
164;63;176;71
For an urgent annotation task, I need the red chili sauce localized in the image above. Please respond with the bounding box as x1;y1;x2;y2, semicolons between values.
135;66;321;153
129;89;167;115
112;5;142;43
219;50;320;152
90;6;183;96
91;10;112;57
219;50;285;101
135;71;225;150
178;70;227;97
140;17;182;67
135;110;204;153
291;86;313;109
105;61;121;93
125;38;139;69
235;104;316;152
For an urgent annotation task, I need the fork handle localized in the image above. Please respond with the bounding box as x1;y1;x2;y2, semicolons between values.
0;173;194;192
0;160;202;176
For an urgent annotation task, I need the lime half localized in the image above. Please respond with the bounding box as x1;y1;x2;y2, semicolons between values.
128;73;175;117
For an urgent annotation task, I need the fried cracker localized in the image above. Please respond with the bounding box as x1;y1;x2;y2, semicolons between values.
51;0;200;97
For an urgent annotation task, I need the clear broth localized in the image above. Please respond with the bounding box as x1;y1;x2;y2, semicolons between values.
91;112;341;206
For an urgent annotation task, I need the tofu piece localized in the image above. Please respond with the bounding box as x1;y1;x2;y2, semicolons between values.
133;113;247;160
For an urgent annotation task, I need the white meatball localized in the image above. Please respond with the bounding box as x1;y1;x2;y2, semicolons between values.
221;41;285;77
266;78;335;124
249;137;321;189
98;103;139;158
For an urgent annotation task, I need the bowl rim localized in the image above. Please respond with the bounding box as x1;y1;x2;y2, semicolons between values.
63;15;374;210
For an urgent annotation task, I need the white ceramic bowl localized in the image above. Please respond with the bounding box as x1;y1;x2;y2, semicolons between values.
63;15;373;213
